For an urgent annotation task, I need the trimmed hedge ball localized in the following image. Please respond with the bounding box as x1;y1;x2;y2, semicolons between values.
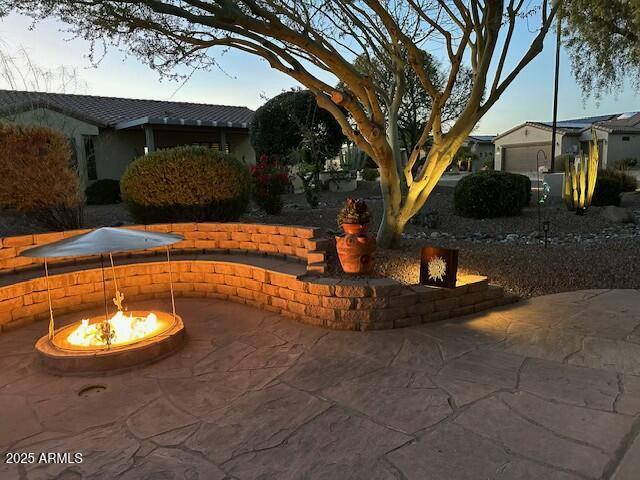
120;146;251;223
592;175;623;206
454;171;531;219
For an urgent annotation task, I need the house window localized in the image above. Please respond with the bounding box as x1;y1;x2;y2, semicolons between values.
622;136;630;141
191;141;231;153
84;136;97;180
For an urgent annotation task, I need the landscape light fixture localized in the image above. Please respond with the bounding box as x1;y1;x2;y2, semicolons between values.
543;221;551;248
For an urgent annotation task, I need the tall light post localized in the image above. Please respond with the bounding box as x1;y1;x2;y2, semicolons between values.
549;3;562;172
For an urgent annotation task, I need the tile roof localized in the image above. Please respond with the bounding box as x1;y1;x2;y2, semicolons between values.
468;135;496;143
592;112;640;133
539;112;640;133
0;90;254;128
496;112;640;140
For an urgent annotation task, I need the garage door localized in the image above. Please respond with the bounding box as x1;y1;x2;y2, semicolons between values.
503;144;551;172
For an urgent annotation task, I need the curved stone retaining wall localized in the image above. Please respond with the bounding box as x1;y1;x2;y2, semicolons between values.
0;256;514;332
0;223;328;274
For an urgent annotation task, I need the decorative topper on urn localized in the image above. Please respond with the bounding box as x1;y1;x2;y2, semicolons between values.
336;198;376;274
420;246;459;288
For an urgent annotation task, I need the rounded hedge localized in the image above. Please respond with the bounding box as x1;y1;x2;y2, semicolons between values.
86;179;121;205
454;171;532;219
592;174;623;206
0;123;83;229
120;146;251;223
603;169;638;192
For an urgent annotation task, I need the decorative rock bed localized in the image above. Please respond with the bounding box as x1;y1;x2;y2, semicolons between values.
0;224;516;332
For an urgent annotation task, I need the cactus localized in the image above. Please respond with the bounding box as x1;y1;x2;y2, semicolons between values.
339;143;368;171
563;129;600;213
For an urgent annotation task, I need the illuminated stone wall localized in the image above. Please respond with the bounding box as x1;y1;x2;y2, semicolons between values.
0;223;328;274
0;256;512;332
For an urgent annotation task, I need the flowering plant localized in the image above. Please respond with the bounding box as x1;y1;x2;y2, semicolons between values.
250;154;291;214
337;197;371;226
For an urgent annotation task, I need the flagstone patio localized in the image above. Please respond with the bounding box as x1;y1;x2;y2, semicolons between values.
1;289;640;479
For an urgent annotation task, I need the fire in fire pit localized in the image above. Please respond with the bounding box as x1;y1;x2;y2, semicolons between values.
38;308;185;374
21;227;188;375
67;311;162;347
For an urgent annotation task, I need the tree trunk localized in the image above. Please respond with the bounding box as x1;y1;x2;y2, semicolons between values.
377;214;405;248
376;126;474;249
376;161;404;248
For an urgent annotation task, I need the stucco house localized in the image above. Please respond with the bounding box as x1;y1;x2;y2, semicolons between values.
0;90;256;187
466;135;495;159
493;112;640;173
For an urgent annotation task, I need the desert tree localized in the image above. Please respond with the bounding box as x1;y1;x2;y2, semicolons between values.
250;89;345;207
4;0;560;247
350;50;473;156
0;42;89;180
561;0;640;97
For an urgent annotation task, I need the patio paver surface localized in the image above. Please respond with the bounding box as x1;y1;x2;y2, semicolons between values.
1;289;640;479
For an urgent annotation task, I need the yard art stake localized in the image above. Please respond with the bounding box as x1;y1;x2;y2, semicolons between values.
563;128;599;214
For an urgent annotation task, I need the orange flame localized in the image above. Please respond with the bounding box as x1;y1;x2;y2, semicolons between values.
67;311;160;347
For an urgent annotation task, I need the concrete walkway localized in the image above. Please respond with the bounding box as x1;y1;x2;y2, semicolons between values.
1;290;640;479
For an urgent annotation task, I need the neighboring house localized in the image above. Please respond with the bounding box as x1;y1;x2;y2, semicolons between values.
464;135;496;170
0;90;256;188
493;113;640;173
466;135;496;159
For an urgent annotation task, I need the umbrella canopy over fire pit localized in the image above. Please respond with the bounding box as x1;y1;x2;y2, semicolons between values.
22;227;183;258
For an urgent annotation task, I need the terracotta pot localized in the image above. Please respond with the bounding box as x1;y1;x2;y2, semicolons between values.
342;223;368;235
336;227;376;274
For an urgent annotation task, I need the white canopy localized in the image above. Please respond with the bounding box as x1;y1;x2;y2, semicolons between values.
21;227;184;258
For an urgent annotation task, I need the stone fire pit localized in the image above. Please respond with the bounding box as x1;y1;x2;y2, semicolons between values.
35;310;185;375
21;227;187;375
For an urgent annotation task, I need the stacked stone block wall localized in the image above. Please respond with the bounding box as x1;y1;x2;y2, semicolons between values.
0;258;515;333
0;223;328;274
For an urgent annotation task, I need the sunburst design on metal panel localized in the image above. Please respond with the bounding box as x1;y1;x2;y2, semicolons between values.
427;256;447;282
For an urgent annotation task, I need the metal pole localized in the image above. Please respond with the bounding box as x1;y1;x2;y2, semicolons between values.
536;151;542;234
44;259;54;340
109;253;120;294
549;14;562;172
109;252;124;311
166;247;176;319
100;254;109;321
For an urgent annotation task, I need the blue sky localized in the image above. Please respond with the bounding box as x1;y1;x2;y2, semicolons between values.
1;12;638;135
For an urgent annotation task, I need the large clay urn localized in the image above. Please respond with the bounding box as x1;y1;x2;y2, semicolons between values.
336;223;376;274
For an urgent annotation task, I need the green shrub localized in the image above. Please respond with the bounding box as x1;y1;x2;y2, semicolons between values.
600;168;638;192
250;154;290;214
554;154;575;172
361;168;379;181
612;158;638;170
85;179;121;205
592;175;623;206
120;146;251;223
454;171;531;218
0;123;83;229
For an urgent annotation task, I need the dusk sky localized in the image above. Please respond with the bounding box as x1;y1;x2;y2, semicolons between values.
1;12;639;135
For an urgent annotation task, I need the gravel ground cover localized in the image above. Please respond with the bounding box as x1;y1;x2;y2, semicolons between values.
1;182;638;298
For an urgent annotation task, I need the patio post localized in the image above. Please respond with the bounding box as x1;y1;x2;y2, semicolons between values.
144;125;156;153
220;129;227;153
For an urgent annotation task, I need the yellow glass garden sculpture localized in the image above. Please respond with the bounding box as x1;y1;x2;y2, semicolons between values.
563;129;599;214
